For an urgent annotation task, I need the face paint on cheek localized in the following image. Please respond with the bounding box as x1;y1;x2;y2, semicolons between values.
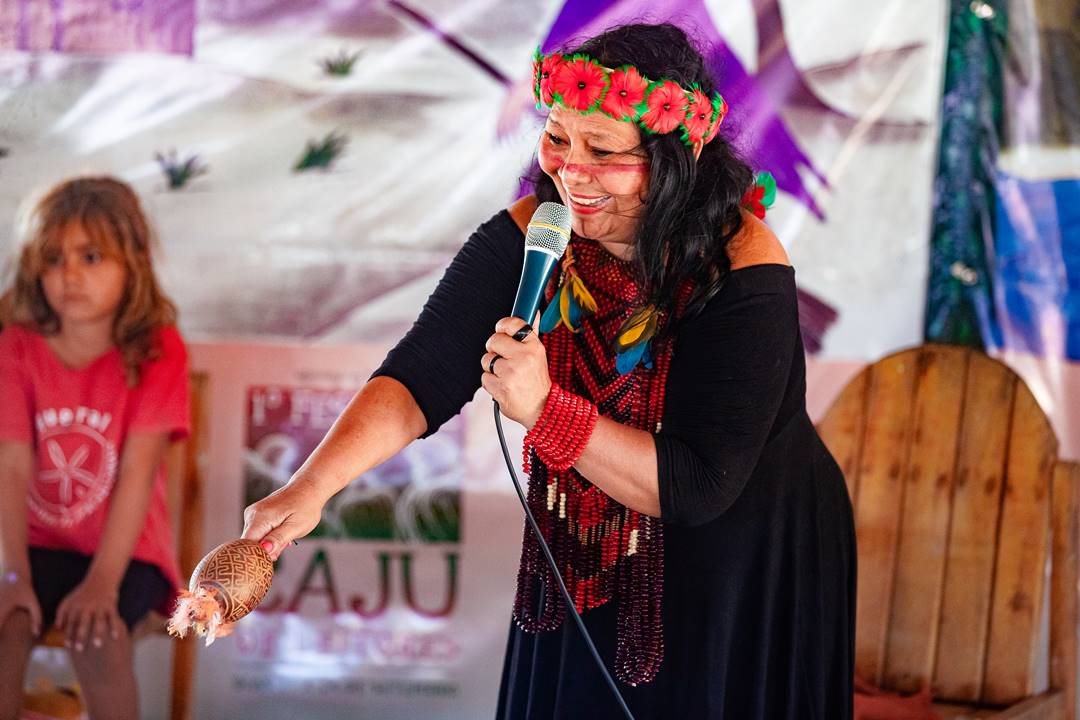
563;162;649;200
562;162;648;177
537;141;565;174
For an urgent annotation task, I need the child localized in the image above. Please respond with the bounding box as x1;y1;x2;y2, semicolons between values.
0;176;189;720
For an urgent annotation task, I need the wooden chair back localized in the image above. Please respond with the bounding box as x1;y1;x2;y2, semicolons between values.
817;345;1078;714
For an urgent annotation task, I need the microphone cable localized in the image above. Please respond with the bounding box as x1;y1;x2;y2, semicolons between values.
493;400;637;720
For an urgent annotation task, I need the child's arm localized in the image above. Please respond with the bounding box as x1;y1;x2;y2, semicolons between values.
55;430;168;650
0;440;42;635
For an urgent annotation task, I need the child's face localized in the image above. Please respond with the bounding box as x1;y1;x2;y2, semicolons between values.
40;222;127;328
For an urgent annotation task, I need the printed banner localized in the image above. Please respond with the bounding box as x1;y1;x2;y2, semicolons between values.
0;0;195;54
184;342;525;720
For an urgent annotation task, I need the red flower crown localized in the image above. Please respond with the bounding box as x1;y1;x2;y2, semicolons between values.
532;49;729;147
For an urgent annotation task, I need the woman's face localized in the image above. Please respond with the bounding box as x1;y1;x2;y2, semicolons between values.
537;105;650;260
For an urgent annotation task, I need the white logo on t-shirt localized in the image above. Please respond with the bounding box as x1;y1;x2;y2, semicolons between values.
31;409;118;528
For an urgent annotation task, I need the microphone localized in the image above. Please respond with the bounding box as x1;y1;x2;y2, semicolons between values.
510;202;572;323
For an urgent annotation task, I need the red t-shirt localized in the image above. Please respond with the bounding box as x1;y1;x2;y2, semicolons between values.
0;324;189;591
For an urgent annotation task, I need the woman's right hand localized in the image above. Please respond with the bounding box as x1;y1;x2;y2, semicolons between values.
0;572;42;636
241;480;326;560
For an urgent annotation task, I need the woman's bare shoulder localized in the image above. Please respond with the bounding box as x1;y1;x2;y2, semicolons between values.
507;195;539;234
728;211;791;270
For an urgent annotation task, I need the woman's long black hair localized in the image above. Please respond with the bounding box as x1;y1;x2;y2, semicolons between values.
531;23;754;337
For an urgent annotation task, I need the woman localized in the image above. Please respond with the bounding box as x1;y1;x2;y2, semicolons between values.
242;23;855;719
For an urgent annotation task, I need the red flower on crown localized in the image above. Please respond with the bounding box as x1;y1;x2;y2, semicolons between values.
600;66;649;121
536;53;566;106
705;94;728;143
682;87;713;144
550;56;608;112
639;80;687;135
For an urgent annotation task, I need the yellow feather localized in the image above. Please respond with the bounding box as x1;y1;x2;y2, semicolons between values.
617;311;649;345
618;320;647;346
559;283;578;332
615;306;658;350
567;271;597;314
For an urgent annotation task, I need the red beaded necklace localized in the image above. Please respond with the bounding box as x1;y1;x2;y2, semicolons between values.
513;236;689;686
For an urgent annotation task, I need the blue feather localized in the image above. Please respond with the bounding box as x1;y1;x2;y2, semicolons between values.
539;287;563;333
566;291;582;329
615;342;647;374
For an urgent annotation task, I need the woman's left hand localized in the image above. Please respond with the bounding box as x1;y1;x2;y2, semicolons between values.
56;573;121;651
481;317;551;429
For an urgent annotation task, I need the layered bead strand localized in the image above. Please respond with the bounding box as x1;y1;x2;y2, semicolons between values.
512;237;688;686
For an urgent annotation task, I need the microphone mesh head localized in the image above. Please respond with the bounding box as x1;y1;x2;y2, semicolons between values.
525;201;572;255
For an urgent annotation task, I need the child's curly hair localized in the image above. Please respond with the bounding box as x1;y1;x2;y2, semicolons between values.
0;176;177;385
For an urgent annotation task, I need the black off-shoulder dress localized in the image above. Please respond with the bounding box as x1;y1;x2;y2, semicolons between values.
373;209;855;720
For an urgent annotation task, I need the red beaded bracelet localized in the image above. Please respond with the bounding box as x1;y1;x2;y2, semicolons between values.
523;383;599;473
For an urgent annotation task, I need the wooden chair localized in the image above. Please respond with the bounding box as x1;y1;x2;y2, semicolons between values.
29;372;208;720
818;344;1079;719
164;371;207;720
